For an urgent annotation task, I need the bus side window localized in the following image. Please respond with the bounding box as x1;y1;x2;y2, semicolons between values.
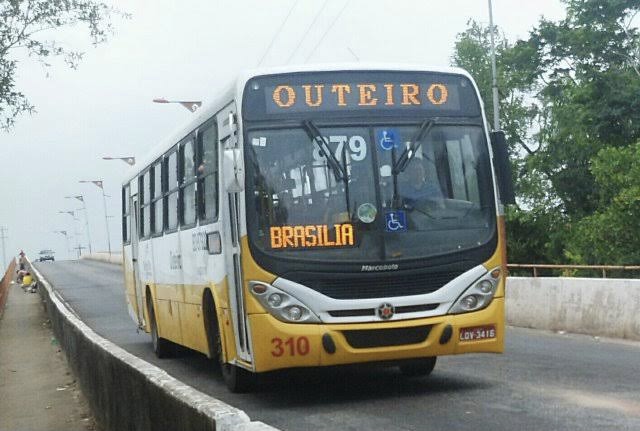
152;161;163;234
165;150;179;231
140;170;151;238
180;137;197;227
197;120;219;222
122;184;130;243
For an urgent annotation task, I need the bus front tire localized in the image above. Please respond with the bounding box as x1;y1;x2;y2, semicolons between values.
215;327;254;393
221;362;253;393
204;291;254;392
148;301;172;358
399;356;437;377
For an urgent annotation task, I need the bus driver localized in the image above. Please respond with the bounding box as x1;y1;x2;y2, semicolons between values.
401;161;444;209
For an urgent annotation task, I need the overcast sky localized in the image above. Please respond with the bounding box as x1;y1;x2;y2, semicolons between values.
0;0;566;269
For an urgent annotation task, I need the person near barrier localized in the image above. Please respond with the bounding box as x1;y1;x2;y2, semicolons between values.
18;250;26;271
16;269;26;284
21;271;33;288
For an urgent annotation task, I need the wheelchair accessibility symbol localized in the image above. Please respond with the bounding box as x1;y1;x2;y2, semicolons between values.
385;210;407;232
377;129;399;151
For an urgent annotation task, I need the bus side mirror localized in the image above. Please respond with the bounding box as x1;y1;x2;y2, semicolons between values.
490;131;515;205
223;148;244;192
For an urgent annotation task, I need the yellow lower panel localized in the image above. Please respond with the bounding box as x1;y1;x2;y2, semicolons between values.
249;298;504;373
155;283;185;302
219;308;237;363
156;299;182;344
177;302;208;355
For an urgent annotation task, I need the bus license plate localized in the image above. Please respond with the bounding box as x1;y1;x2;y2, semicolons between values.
459;325;496;341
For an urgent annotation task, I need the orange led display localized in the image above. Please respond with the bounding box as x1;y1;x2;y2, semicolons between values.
302;84;324;107
383;83;395;105
427;83;448;105
400;84;420;105
273;85;296;108
357;84;378;106
270;224;355;249
268;82;454;111
330;84;351;106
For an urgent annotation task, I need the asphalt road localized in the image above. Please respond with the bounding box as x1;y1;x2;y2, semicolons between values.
34;260;640;431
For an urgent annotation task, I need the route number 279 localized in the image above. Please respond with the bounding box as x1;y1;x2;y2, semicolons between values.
271;336;310;357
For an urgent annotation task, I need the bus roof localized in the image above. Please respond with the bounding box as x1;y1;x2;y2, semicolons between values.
122;63;477;184
237;63;473;86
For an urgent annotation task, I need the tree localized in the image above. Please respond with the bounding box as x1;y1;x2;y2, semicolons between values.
510;0;640;217
565;143;640;264
452;21;565;264
453;1;640;265
0;0;124;130
452;20;538;156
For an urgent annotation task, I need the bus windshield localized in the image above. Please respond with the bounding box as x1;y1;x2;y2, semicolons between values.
244;122;496;263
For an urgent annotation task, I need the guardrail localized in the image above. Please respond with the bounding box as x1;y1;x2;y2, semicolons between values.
508;264;640;278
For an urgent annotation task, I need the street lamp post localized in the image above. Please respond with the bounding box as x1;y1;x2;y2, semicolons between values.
102;156;136;166
53;230;71;260
65;195;92;254
80;180;112;256
488;0;500;131
152;98;202;113
59;210;83;257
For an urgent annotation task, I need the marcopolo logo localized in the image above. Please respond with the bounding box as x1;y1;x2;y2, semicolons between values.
360;264;399;272
377;303;395;320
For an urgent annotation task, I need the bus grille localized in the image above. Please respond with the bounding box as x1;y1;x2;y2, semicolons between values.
295;270;464;299
342;325;432;348
328;303;439;318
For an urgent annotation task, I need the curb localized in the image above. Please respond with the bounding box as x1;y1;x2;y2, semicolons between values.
29;260;279;431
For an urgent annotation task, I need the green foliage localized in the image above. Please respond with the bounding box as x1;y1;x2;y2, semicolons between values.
0;0;125;130
452;20;538;155
514;0;640;217
505;205;568;264
453;0;640;265
566;143;640;264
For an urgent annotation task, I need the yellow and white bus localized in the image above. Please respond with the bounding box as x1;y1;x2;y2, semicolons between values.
122;64;514;392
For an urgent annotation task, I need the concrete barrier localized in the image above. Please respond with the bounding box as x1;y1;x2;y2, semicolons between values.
0;259;17;318
29;260;279;431
81;252;122;265
506;277;640;341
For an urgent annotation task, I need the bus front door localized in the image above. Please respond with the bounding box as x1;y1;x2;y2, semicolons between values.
219;103;252;364
130;194;145;329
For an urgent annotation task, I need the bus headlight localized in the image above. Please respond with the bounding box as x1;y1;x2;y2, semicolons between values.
285;305;304;321
249;281;320;323
460;295;480;309
449;268;500;314
268;293;283;307
477;280;494;293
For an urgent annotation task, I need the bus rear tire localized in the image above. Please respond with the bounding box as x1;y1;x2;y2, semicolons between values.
400;356;437;377
148;300;172;358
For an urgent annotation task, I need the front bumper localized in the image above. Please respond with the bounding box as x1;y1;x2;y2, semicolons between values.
248;297;504;372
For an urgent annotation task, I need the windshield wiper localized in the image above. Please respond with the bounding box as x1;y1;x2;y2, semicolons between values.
392;118;437;175
302;120;348;182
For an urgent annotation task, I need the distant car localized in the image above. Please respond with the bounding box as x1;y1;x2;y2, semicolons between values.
38;249;55;262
